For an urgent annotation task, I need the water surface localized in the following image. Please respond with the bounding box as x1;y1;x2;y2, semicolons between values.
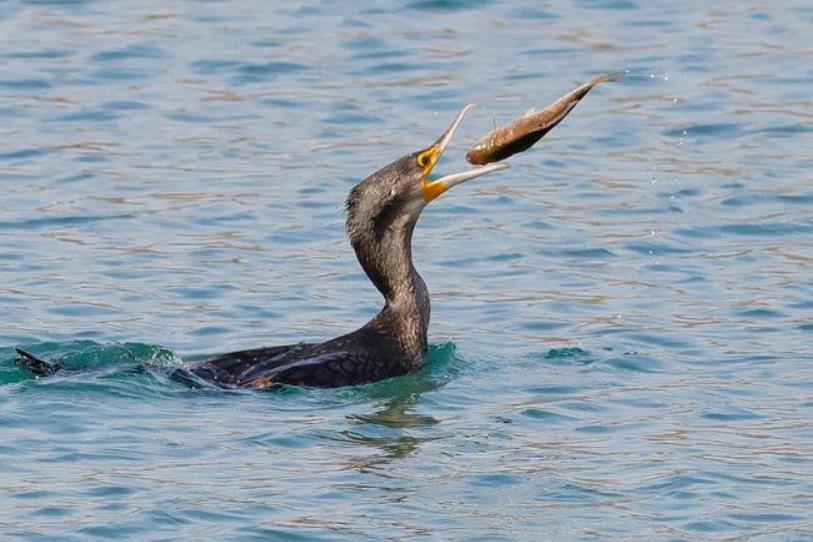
2;0;812;540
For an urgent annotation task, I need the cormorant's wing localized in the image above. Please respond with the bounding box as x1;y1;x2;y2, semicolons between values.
186;342;318;387
240;351;357;389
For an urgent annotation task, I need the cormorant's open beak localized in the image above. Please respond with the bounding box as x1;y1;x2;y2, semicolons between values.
420;105;509;203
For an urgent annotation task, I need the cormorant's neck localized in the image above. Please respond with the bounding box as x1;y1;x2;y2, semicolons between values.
352;213;418;302
350;214;430;346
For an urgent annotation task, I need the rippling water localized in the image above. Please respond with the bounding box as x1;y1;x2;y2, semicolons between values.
2;1;813;539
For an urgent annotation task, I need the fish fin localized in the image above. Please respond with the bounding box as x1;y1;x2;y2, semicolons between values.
14;348;61;378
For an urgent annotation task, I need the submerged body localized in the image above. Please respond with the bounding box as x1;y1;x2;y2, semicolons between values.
466;73;621;165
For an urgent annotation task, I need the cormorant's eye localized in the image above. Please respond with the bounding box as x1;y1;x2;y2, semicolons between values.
417;151;432;169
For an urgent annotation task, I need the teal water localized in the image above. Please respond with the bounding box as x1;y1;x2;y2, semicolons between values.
2;0;813;539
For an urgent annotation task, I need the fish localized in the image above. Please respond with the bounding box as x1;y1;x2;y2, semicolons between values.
466;73;622;165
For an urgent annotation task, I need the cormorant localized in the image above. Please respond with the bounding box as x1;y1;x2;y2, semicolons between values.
16;105;508;388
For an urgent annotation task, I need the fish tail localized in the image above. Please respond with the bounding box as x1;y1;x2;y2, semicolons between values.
593;72;624;85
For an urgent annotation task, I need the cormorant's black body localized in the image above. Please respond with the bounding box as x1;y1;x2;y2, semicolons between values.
15;106;506;388
183;152;434;388
183;303;428;388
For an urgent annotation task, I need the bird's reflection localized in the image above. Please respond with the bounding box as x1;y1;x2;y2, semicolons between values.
340;374;444;472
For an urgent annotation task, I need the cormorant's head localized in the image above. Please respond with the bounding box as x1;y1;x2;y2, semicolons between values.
346;105;508;244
